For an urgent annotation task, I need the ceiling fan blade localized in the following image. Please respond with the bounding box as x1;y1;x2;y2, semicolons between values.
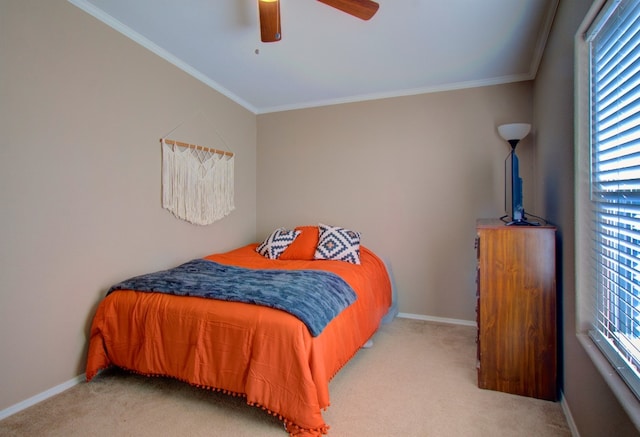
258;0;281;43
317;0;379;20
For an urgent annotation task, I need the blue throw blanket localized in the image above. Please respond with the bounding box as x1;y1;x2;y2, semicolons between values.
107;259;357;337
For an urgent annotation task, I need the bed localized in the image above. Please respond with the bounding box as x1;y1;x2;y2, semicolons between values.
85;225;393;436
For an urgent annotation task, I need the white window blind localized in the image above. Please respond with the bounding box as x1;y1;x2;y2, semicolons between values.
588;0;640;400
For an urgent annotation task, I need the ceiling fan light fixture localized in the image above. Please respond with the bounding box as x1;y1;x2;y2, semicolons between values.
259;0;281;43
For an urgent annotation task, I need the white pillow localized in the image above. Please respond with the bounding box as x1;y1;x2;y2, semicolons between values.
256;228;302;259
314;223;361;264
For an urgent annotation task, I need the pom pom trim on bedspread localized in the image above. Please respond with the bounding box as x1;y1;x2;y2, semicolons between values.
86;331;373;436
88;366;330;436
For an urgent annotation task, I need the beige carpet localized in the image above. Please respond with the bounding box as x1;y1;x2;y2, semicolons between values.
0;318;571;436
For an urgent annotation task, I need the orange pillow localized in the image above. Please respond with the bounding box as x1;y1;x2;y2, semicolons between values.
279;226;319;260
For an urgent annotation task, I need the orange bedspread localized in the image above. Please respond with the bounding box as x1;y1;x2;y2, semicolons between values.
85;244;392;436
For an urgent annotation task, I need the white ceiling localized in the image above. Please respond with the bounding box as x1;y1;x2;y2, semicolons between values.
69;0;558;114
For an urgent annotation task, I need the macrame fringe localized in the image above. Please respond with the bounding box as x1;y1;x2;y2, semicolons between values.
162;141;235;225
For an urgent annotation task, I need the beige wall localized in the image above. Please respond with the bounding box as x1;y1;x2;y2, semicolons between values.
6;1;624;434
0;0;257;411
257;83;533;321
533;0;638;435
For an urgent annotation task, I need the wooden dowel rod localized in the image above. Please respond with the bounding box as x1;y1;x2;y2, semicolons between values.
161;138;234;157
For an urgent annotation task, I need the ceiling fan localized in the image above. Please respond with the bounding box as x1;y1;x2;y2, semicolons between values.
258;0;380;43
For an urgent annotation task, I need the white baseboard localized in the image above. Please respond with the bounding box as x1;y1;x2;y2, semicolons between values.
0;374;85;421
560;392;580;437
397;312;476;327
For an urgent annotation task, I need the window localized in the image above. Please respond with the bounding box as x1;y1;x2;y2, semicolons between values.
587;0;640;400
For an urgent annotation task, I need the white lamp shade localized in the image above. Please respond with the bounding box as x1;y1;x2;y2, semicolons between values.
498;123;531;141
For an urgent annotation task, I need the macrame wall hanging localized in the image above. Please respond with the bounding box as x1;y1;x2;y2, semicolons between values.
161;138;235;225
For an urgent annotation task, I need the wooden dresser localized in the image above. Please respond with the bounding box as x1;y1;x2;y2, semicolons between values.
475;218;557;401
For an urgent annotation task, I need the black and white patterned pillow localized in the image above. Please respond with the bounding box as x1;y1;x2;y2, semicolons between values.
314;223;361;264
256;228;302;259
